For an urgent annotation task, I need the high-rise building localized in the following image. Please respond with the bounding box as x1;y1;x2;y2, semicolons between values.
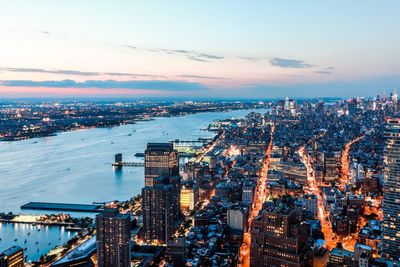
250;199;311;267
142;175;181;243
96;209;131;267
180;184;198;211
0;246;24;267
142;179;176;243
324;152;340;182
145;143;179;186
142;143;181;243
382;118;400;260
166;237;186;266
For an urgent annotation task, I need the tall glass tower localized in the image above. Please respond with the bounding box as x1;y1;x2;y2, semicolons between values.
382;118;400;260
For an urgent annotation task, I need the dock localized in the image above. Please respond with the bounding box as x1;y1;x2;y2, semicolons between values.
170;138;212;148
21;202;104;213
112;162;144;167
135;151;197;158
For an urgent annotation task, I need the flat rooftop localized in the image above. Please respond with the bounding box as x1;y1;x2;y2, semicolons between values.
21;202;103;212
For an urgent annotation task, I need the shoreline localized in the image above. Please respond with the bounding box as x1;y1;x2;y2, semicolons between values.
0;107;266;142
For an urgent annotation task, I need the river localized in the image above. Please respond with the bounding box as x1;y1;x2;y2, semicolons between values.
0;108;268;261
0;109;268;212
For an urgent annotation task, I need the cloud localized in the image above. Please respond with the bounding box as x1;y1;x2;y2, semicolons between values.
160;49;224;62
315;70;332;75
0;67;165;78
238;56;266;62
179;74;228;80
269;57;314;68
315;66;334;75
0;79;207;91
129;46;224;62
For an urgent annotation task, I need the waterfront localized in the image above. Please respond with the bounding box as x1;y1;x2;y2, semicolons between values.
0;109;268;213
0;223;76;262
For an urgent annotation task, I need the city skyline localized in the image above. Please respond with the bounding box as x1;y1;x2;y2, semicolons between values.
1;1;400;266
1;1;400;98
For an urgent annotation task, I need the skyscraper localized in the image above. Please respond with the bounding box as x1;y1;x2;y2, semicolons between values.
142;175;181;243
250;198;311;267
382;118;400;260
96;209;131;267
142;142;181;243
0;246;24;267
144;143;179;186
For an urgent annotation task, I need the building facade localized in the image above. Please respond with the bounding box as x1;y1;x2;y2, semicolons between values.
96;209;131;267
142;143;181;243
250;201;311;267
382;118;400;260
0;246;24;267
142;180;177;243
144;143;179;186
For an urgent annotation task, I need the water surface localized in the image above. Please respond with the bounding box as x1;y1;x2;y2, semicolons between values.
0;109;268;213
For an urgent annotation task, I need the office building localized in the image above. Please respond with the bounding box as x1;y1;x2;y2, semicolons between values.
142;143;181;243
227;207;248;232
180;184;198;211
382;118;400;260
250;199;311;267
328;248;354;267
242;181;255;204
166;237;186;266
144;143;179;186
324;152;340;182
142;175;181;243
0;246;24;267
96;209;131;267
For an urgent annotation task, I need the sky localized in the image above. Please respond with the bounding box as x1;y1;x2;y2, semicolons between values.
0;0;399;99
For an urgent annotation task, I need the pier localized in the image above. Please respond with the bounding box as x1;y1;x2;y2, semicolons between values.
112;162;144;167
170;138;212;148
21;202;104;213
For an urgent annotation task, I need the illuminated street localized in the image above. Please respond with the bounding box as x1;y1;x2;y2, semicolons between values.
298;145;337;249
340;135;365;191
238;124;274;267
